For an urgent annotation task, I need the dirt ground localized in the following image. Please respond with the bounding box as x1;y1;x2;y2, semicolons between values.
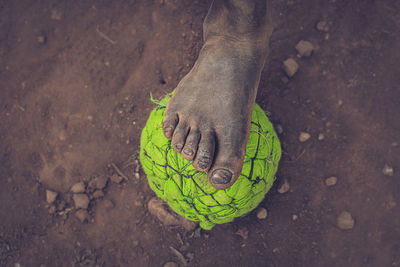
1;0;399;266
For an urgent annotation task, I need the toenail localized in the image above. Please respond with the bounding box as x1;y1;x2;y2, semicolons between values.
183;149;193;156
175;143;183;149
211;169;232;184
198;161;209;169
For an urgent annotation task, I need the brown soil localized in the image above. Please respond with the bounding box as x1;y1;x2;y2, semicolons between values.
1;0;399;266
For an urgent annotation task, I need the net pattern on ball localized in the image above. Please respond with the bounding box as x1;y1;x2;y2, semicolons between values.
140;94;281;229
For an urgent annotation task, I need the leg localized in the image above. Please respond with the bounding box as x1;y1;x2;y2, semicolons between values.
163;0;273;190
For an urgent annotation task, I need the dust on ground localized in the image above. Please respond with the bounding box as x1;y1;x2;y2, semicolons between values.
1;0;399;266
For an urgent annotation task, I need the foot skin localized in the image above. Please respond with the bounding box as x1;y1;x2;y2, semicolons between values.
163;38;265;190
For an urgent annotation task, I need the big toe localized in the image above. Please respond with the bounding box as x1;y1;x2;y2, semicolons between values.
208;143;245;190
211;169;232;185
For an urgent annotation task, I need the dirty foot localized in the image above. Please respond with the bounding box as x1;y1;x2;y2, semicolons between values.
163;39;266;189
163;0;272;190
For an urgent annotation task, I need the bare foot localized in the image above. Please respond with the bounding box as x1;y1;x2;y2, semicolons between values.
163;0;272;190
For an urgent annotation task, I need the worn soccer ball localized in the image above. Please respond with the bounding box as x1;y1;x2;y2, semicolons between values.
140;94;281;229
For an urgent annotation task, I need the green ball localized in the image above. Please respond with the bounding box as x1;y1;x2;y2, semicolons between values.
140;93;281;230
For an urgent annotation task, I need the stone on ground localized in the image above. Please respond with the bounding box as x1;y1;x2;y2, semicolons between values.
46;190;58;204
70;182;85;193
256;207;268;220
147;197;196;231
382;164;394;176
299;132;311;142
278;179;290;194
73;193;90;209
295;40;314;57
75;209;90;223
283;58;299;77
325;176;337;186
337;211;355;230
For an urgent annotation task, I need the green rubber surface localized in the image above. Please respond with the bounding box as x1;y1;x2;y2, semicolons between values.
140;93;281;229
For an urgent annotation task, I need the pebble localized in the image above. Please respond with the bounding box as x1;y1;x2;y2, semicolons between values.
73;194;90;209
275;124;283;134
316;21;330;32
148;197;196;231
318;133;325;141
46;190;58;204
88;176;109;190
299;132;311;142
48;205;56;214
186;252;194;261
256;207;268;220
325;176;337;186
163;262;178;267
110;174;123;184
281;76;289;84
295;40;314;57
382;164;394;176
277;179;290;194
92;190;104;199
292;214;298;221
75;209;90;223
37;35;46;44
283;58;299;77
103;200;115;209
135;172;140;179
337;211;355;230
236;227;249;240
70;182;85;193
50;9;62;20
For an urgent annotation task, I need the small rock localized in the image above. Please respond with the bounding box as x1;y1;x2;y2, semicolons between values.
256;207;268;220
103;200;115;209
295;40;314;57
277;179;290;194
75;209;90;223
283;58;299;77
281;76;289;84
148;197;196;231
325;176;337;186
135;160;140;173
50;9;62;20
163;262;178;267
292;214;298;221
337;211;355;230
48;205;56;214
95;176;108;189
318;133;325;141
70;182;85;193
193;227;201;238
73;194;90;209
110;174;123;184
88;176;108;190
46;190;58;204
275;124;283;134
186;252;194;261
135;172;140;179
57;200;66;211
236;227;249;240
37;35;46;44
391;142;398;147
92;190;104;199
316;21;330;32
299;132;311;142
382;164;394;176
